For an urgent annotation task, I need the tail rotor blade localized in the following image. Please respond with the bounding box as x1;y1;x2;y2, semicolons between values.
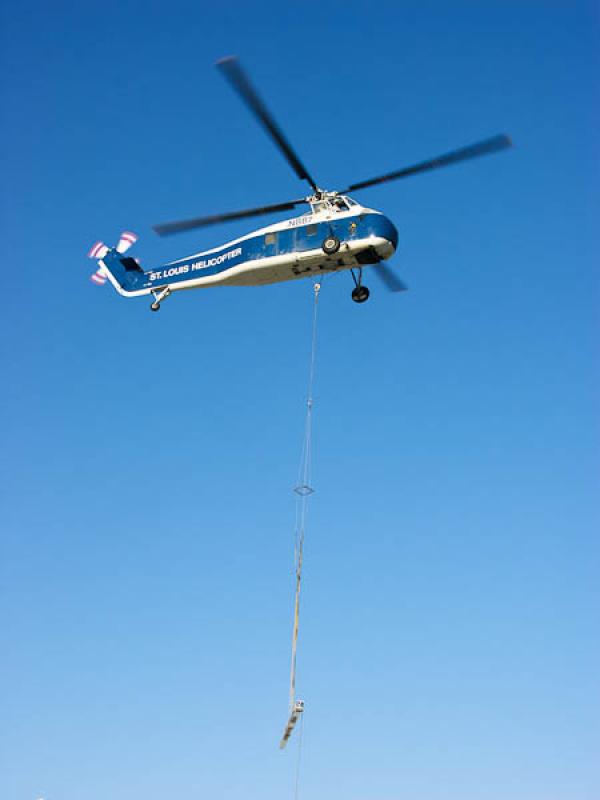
372;262;408;293
88;241;109;260
90;265;108;285
116;231;138;254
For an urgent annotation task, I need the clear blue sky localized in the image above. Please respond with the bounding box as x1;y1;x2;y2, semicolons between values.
1;2;598;799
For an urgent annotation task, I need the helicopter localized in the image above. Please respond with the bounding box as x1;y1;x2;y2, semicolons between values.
88;57;512;311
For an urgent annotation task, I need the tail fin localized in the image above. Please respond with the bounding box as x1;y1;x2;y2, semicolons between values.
88;232;145;294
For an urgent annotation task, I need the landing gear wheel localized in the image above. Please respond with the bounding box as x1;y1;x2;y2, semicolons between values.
322;235;340;255
150;302;160;312
351;285;370;304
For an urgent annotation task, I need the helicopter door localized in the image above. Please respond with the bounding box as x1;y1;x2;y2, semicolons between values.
294;223;318;254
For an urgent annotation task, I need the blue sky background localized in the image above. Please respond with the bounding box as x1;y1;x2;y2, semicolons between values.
1;1;598;799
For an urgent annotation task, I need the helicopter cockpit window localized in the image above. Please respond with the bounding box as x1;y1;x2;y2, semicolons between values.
345;197;357;207
332;197;349;212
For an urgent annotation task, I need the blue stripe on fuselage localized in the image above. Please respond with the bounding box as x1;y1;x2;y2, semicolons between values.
126;212;398;291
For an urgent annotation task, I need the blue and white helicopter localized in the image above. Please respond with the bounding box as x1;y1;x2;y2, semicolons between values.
89;57;512;311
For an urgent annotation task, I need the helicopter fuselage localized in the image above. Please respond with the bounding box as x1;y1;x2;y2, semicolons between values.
100;202;398;300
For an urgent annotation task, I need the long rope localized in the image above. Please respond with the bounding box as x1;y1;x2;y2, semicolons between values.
280;280;321;752
290;279;320;708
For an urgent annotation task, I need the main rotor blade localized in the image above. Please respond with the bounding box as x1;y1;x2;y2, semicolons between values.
217;56;319;192
153;198;305;236
341;134;512;193
371;262;409;293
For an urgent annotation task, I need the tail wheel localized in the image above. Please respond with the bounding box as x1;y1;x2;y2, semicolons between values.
322;235;341;255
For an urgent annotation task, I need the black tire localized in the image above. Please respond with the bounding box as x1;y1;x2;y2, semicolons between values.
322;235;341;255
351;286;370;304
151;302;160;312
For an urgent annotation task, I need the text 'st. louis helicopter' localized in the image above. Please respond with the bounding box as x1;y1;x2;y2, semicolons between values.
88;57;512;311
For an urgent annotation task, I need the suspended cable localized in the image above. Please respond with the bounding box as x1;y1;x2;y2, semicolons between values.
279;280;321;750
294;708;305;800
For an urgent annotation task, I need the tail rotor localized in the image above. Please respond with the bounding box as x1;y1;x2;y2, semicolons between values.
87;232;138;287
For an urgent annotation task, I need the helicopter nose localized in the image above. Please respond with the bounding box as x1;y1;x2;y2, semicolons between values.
382;216;399;250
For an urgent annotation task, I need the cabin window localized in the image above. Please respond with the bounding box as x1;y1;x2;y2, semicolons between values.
306;224;318;236
265;233;276;245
